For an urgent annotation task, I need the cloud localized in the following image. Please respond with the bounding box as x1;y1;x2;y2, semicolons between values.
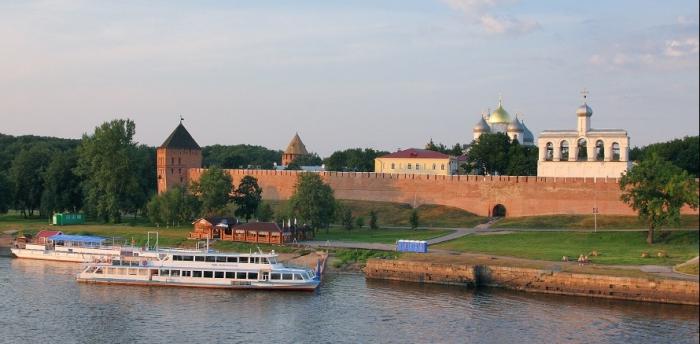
440;0;539;36
479;14;539;35
664;37;699;57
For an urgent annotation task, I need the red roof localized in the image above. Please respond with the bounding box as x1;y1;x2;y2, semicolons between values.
379;148;450;159
36;230;63;239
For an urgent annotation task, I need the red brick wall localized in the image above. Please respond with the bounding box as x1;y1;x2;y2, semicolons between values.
157;148;202;194
183;169;699;217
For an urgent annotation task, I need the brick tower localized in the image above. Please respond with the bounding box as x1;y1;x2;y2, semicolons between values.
157;121;202;194
281;132;309;166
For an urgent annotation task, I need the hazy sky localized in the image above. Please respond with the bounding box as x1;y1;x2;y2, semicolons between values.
1;0;698;156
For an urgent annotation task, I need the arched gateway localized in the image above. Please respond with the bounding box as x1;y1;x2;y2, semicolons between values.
492;204;506;218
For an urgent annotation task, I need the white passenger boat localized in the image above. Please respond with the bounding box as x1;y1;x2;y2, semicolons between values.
77;250;321;291
11;234;127;263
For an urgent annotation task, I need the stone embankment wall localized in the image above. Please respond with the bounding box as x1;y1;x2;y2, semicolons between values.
365;259;700;305
185;168;699;217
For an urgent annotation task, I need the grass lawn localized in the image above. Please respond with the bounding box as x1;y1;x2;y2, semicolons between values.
314;226;453;244
675;261;699;275
433;230;699;266
267;199;486;228
493;214;699;230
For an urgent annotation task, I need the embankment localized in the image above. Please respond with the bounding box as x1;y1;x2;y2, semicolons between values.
364;259;699;305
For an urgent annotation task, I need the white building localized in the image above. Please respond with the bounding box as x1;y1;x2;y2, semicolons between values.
472;97;535;146
537;94;631;178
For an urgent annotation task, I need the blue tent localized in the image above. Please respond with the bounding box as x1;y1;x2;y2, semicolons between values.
48;234;106;244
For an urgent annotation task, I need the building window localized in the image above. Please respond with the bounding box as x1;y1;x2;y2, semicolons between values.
171;168;174;174
577;138;587;161
391;163;395;169
595;140;604;161
432;163;436;170
612;142;620;161
545;142;554;161
441;164;445;170
560;141;569;161
415;164;420;170
408;163;412;170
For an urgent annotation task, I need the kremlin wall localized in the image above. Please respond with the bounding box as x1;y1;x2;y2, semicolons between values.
158;122;698;218
185;168;698;217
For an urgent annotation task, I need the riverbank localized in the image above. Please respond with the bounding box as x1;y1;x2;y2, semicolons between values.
364;256;699;305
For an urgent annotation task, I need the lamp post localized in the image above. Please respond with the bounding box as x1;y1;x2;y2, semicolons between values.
593;207;599;232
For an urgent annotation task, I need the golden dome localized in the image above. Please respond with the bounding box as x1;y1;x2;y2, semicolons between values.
488;99;511;124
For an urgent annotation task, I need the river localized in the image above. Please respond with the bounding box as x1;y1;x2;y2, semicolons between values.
0;257;697;344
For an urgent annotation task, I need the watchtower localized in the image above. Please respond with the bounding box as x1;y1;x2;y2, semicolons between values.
157;121;202;194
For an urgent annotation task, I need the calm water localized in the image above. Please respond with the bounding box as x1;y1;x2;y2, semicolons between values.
0;257;698;344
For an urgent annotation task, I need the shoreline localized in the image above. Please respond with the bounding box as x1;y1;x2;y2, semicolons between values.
364;258;699;306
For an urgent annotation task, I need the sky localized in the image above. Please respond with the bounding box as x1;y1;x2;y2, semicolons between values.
0;0;698;156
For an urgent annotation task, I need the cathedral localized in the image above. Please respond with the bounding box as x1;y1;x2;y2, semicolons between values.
472;97;535;146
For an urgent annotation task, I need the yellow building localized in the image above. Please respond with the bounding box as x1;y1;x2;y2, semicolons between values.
374;148;458;175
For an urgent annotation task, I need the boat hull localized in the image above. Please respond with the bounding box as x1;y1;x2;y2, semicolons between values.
10;248;117;263
76;276;319;291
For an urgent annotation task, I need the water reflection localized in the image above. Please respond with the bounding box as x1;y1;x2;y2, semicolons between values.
2;258;698;344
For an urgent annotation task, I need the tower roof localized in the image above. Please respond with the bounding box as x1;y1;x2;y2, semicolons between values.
507;116;525;132
284;133;309;155
160;123;201;149
473;116;491;133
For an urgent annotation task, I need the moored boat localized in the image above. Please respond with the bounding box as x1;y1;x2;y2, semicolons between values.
11;234;126;263
77;250;321;291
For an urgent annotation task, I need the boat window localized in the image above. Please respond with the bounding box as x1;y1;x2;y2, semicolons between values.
271;273;281;280
203;271;213;278
214;271;224;278
205;256;216;262
193;271;202;278
112;260;120;266
152;269;159;276
248;272;258;280
195;256;205;262
282;273;293;280
160;269;170;276
216;256;227;262
183;256;194;261
294;274;303;280
173;255;182;261
225;272;235;279
268;257;277;264
262;258;269;264
171;270;180;277
182;271;191;277
252;257;259;264
236;272;246;279
239;257;249;263
226;257;238;263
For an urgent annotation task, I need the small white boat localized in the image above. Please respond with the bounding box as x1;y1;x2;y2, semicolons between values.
77;250;321;291
11;234;127;263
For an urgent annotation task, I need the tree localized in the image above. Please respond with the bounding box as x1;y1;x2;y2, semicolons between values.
341;207;354;230
233;175;263;221
620;155;699;244
505;142;538;176
630;136;699;177
425;139;462;156
288;173;336;233
323;148;388;172
202;144;281;169
464;133;511;175
256;202;274;222
191;166;233;216
75;119;149;222
355;216;365;229
409;209;419;230
369;210;378;229
9;145;52;217
291;153;323;166
41;150;82;215
146;186;200;227
0;172;11;213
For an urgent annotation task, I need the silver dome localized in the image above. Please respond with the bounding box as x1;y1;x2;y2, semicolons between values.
507;116;524;132
576;103;593;117
473;117;491;133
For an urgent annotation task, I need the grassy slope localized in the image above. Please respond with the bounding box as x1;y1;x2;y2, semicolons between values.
268;199;486;228
494;214;699;229
433;230;699;265
314;227;452;244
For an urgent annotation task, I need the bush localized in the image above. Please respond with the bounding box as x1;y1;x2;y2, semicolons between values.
355;216;365;228
369;210;378;229
409;209;419;229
